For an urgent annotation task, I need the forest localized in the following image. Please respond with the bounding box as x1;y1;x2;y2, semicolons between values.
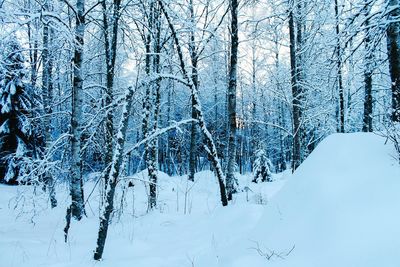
1;0;400;266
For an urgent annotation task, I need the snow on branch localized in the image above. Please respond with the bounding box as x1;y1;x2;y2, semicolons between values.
124;119;196;156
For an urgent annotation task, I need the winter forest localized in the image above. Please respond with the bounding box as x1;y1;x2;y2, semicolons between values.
1;0;400;266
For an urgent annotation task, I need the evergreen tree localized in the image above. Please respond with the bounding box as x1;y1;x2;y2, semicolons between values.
0;39;36;184
252;145;272;183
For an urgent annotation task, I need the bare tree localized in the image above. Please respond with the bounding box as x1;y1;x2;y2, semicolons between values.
335;0;345;133
139;0;163;210
188;0;198;182
226;0;239;200
159;0;228;206
101;0;122;185
69;0;86;220
41;0;57;208
386;0;400;122
362;2;374;132
288;0;303;171
94;86;135;260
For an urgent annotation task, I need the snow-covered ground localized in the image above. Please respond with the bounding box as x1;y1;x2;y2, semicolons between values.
1;133;399;267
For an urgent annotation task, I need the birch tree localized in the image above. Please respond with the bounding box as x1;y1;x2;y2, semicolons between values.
288;0;303;171
188;0;198;182
226;0;239;200
139;0;163;210
101;0;122;186
68;0;86;221
41;0;57;208
94;86;135;260
335;0;345;133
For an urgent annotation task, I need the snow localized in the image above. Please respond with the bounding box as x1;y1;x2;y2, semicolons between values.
1;132;399;267
0;119;10;134
246;133;400;267
9;81;16;95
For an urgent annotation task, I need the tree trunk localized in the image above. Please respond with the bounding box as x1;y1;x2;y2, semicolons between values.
94;86;134;260
69;0;86;220
148;26;162;210
386;0;400;122
101;0;121;186
42;3;57;208
226;0;239;201
27;4;38;89
250;35;258;172
288;5;302;172
188;0;198;182
166;60;175;175
142;0;162;210
335;0;345;133
362;4;373;132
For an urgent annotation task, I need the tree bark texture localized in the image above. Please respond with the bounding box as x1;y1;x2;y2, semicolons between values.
226;0;239;200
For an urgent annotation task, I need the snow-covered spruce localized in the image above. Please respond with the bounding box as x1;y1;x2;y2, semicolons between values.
0;39;37;185
252;147;272;183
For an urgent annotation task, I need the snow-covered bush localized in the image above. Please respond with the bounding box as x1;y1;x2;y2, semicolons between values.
253;192;268;205
386;122;400;165
252;147;272;183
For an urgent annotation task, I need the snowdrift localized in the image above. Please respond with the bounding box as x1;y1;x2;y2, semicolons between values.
244;133;400;267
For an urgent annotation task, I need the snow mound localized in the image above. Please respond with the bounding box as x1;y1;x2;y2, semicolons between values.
246;133;400;267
